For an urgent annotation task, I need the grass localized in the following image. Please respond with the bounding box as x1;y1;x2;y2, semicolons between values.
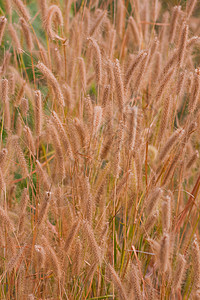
0;0;200;299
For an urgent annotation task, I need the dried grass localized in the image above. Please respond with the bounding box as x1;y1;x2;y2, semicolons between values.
0;0;200;299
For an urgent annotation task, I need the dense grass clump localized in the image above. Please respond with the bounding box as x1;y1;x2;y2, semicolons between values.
0;0;200;299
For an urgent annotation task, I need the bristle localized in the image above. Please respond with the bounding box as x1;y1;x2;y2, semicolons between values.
36;61;65;107
72;237;82;276
12;136;29;177
145;210;159;233
49;121;65;182
186;36;200;49
45;5;63;40
78;57;86;92
0;16;7;46
157;96;171;143
129;263;142;300
37;191;52;227
177;23;188;68
162;195;171;232
73;117;88;148
127;106;138;150
62;84;73;109
0;167;6;191
109;29;116;59
18;188;29;233
106;59;115;92
112;120;124;178
84;176;93;224
20;18;33;51
133;52;148;91
88;38;102;85
5;0;12;17
34;90;43;137
176;71;186;96
115;170;131;197
8;73;15;95
107;263;128;300
125;51;146;88
152;0;159;23
51;110;73;159
147;37;159;67
1;78;9;103
8;23;22;53
191;238;200;292
89;10;106;37
158;128;184;161
186;0;197;19
159;12;169;52
34;244;46;270
0;207;14;231
4;101;11;131
188;73;200;113
0;148;8;168
37;40;49;65
64;219;80;254
169;6;181;44
1;51;11;75
42;235;62;280
92;106;102;136
161;151;181;186
155;68;174;103
116;0;125;38
38;0;48;25
84;95;93;132
36;160;50;191
100;134;114;160
21;97;29;117
101;85;110;108
16;115;22;137
145;187;162;215
128;16;140;46
186;150;199;170
15;82;25;107
23;126;36;156
172;254;186;292
159;233;169;273
83;220;101;264
12;0;30;22
113;59;124;115
94;163;110;203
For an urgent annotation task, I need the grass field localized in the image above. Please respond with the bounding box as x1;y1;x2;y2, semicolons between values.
0;0;200;299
